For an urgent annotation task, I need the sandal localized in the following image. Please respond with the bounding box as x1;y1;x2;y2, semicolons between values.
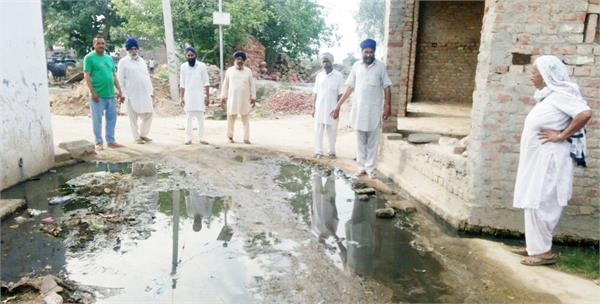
521;255;556;266
511;247;529;257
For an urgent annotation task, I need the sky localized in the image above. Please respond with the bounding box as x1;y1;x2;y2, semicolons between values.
317;0;362;63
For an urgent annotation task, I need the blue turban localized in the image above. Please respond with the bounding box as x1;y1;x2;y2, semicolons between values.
360;39;376;50
124;37;139;50
185;47;197;55
232;51;247;60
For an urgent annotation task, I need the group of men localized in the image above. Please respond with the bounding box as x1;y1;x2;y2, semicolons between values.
83;35;391;178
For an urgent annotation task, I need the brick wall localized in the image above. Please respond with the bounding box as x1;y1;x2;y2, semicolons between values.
384;0;599;240
413;1;484;104
470;0;600;239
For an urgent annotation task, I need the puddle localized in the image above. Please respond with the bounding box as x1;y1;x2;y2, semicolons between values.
275;163;451;302
1;163;265;303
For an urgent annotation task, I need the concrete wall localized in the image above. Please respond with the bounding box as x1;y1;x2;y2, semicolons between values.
383;0;599;241
0;0;54;190
413;1;484;104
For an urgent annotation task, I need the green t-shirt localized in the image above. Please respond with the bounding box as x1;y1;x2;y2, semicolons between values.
83;51;115;97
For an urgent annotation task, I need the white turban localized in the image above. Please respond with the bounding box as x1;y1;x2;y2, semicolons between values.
321;52;334;62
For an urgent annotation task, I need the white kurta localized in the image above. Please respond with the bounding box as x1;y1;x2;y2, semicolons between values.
313;69;345;125
345;60;392;132
187;191;213;218
220;66;256;115
179;62;210;112
513;92;590;209
117;56;154;113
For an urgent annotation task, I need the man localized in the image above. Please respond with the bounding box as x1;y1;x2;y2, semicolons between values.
220;51;256;144
117;37;154;144
186;190;214;232
179;47;210;145
330;39;392;179
148;57;156;74
312;52;345;159
84;35;125;150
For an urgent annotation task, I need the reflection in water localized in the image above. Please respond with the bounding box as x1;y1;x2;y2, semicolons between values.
279;164;451;302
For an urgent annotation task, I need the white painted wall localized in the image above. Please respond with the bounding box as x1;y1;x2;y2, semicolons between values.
0;0;54;190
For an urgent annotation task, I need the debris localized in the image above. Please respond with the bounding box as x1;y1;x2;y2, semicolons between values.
264;89;313;115
28;208;46;217
413;268;427;273
48;194;77;205
459;135;469;148
438;136;459;146
387;134;403;140
375;207;395;218
453;146;467;154
58;140;96;158
357;194;370;201
407;133;441;144
132;161;157;177
1;275;95;304
387;200;417;213
354;187;376;195
351;180;369;190
41;217;54;224
14;216;27;223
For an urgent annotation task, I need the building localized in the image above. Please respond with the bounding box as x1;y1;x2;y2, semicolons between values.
0;0;54;190
380;0;599;241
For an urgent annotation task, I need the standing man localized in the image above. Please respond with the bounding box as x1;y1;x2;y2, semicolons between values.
312;52;345;159
117;37;154;144
179;47;210;145
220;51;256;144
148;57;156;74
330;39;392;179
84;35;125;150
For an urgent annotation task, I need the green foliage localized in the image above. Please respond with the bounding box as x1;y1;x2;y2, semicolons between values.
552;246;599;280
42;0;124;57
355;0;385;43
255;0;334;62
112;0;165;47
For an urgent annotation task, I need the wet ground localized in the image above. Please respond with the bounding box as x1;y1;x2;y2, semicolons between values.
1;148;562;303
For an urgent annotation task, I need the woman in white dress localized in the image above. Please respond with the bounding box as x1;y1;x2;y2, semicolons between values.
512;55;592;266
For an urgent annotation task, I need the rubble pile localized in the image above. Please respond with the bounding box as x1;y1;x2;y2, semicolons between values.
264;89;313;115
236;36;266;76
261;53;310;83
1;275;95;304
49;80;90;116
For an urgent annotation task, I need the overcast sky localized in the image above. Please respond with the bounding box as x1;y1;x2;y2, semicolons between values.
317;0;361;63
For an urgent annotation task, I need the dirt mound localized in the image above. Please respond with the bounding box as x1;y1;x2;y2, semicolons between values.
264;89;313;115
50;81;90;116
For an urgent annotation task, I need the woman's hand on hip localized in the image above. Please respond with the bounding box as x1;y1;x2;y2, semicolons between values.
538;129;564;144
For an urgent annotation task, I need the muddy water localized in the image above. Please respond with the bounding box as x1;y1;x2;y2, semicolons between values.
275;163;450;302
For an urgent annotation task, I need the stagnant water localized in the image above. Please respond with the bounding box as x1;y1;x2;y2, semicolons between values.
275;163;450;302
2;160;449;302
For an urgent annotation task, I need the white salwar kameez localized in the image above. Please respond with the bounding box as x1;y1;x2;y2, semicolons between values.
346;60;392;173
312;69;345;155
179;62;210;142
220;66;256;141
513;56;590;256
117;55;154;140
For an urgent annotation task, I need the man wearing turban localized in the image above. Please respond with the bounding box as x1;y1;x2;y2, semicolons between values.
220;51;256;144
330;39;392;179
117;37;155;144
179;46;211;145
312;52;345;159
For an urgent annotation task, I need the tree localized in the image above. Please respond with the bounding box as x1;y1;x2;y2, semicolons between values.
42;0;124;57
355;0;385;43
255;0;334;63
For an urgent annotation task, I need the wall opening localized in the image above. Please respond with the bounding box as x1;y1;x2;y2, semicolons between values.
411;1;485;105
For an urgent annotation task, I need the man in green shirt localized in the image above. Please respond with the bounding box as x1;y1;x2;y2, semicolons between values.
84;35;124;150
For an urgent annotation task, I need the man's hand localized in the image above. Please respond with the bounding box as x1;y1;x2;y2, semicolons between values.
180;97;185;107
204;96;210;107
221;97;227;107
117;94;124;104
330;106;341;119
251;99;256;108
91;91;99;103
383;104;392;120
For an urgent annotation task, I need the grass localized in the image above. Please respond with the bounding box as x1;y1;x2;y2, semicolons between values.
551;246;599;280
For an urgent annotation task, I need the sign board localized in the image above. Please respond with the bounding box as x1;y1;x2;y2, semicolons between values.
213;12;231;26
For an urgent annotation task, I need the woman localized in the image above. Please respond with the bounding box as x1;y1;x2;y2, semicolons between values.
513;55;592;266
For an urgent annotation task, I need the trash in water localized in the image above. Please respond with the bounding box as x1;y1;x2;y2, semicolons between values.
48;193;77;205
41;217;54;224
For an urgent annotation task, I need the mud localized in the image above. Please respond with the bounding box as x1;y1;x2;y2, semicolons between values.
1;147;560;303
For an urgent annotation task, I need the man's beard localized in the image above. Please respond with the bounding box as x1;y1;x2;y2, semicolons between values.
363;56;374;64
188;58;196;66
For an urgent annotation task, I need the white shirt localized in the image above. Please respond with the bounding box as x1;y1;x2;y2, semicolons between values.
311;175;339;239
118;56;154;113
187;191;213;218
346;60;392;132
513;92;590;209
179;62;210;112
312;69;345;125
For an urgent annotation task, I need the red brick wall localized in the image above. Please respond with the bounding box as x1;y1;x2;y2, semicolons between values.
412;1;484;104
